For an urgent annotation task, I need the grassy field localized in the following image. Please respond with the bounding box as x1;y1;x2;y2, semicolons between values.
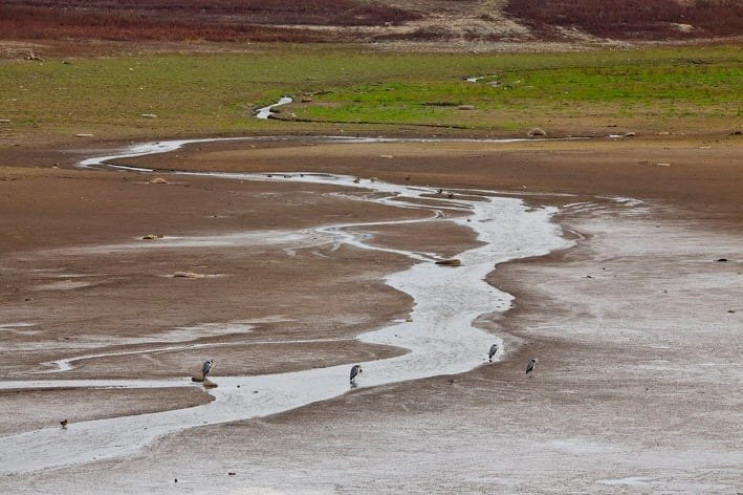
1;43;742;145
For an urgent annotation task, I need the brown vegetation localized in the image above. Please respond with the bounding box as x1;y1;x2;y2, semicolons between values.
505;0;743;40
0;0;420;42
1;0;743;43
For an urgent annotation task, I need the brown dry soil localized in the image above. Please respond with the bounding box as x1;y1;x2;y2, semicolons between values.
1;132;742;492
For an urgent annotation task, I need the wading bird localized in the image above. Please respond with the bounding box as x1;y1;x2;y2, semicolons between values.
60;419;68;429
525;358;538;376
488;344;499;363
350;364;362;387
202;359;214;379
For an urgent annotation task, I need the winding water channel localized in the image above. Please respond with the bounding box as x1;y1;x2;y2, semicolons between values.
1;137;571;475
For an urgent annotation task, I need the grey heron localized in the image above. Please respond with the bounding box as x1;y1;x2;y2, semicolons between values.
202;359;214;379
488;344;499;363
350;364;362;387
525;358;537;376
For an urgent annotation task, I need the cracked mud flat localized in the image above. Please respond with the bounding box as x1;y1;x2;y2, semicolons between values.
1;137;742;493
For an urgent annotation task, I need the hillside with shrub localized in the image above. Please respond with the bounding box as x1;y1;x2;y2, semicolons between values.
1;0;743;42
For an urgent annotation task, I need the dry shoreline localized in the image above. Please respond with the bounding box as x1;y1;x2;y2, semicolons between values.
0;135;742;492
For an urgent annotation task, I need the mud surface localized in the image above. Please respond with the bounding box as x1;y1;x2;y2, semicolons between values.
1;136;742;493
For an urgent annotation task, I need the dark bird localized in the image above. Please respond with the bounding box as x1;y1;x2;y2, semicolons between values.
525;358;538;376
350;364;363;387
202;359;214;379
60;419;68;429
488;344;499;363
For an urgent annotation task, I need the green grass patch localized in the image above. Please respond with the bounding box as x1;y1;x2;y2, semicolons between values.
1;43;742;143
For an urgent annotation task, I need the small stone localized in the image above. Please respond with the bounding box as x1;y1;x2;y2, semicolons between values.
527;128;547;138
172;271;206;279
149;177;167;184
435;258;461;267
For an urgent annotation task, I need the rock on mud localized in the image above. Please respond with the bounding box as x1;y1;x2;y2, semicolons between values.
527;128;547;138
172;271;206;279
435;258;462;267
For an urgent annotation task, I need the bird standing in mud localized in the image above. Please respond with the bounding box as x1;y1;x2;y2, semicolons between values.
525;358;538;376
488;344;499;363
60;419;68;429
202;359;214;379
350;364;362;387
